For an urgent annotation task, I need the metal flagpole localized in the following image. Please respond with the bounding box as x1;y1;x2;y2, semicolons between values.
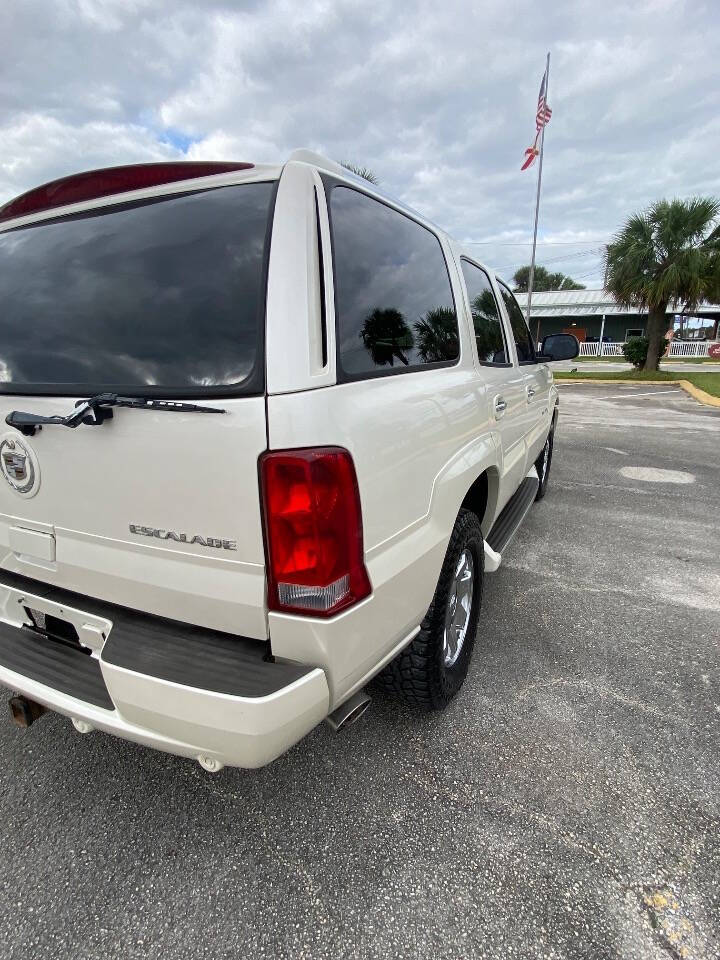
527;51;550;347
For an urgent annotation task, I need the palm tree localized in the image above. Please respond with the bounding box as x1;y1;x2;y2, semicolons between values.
471;291;506;362
413;307;459;363
512;265;585;292
360;308;413;366
340;162;379;185
604;198;720;370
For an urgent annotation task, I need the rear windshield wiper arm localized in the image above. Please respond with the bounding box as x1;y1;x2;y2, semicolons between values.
6;393;226;436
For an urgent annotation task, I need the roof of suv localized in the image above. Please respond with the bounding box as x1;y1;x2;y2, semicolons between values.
0;148;495;277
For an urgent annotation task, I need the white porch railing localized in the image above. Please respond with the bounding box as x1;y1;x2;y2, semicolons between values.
578;341;625;357
566;339;718;358
668;340;715;357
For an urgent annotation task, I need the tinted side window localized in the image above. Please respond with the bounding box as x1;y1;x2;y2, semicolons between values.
329;186;459;378
460;260;508;364
499;282;536;363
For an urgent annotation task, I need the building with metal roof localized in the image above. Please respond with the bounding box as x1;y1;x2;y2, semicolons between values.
514;288;720;344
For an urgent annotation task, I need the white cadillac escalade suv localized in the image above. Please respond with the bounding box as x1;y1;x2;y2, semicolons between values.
0;151;577;771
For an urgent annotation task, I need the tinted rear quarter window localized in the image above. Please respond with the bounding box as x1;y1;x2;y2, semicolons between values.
0;182;275;395
328;185;459;379
498;281;536;363
460;260;508;364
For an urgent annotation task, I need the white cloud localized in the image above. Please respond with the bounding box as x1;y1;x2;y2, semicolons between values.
1;0;719;287
0;114;176;201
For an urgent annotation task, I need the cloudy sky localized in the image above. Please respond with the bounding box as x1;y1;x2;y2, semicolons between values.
2;0;719;286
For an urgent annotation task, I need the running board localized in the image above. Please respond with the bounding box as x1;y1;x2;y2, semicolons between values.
486;475;539;556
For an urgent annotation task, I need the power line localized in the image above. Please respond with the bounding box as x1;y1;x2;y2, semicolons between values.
464;239;609;246
493;247;605;273
530;248;604;266
570;267;607;280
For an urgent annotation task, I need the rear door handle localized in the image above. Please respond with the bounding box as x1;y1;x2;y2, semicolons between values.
494;396;507;419
526;385;536;400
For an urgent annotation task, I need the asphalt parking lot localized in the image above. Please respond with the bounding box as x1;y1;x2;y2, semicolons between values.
1;383;718;960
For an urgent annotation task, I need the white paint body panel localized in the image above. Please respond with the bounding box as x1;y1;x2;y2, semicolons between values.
0;658;329;770
267;369;499;702
0;153;558;767
0;396;268;638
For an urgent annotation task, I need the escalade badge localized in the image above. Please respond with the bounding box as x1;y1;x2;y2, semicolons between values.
0;434;40;498
129;524;237;551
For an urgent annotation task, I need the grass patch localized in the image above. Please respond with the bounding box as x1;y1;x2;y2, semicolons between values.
684;373;720;396
574;355;624;361
660;357;720;364
554;370;720;398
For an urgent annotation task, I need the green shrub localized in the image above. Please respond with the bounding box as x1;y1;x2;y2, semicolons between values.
622;336;669;369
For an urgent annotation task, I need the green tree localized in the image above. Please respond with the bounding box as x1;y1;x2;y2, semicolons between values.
470;291;506;362
360;308;413;366
340;162;379;185
604;198;720;370
512;265;585;292
413;307;459;363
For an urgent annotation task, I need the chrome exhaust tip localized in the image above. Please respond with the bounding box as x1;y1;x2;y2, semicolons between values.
325;690;371;733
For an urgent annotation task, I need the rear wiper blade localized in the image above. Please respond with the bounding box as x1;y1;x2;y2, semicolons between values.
6;393;226;436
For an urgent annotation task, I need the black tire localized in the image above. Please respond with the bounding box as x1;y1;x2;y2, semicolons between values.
377;508;484;710
534;427;555;501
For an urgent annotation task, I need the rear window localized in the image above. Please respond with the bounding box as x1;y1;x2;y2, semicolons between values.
328;185;459;379
0;182;275;396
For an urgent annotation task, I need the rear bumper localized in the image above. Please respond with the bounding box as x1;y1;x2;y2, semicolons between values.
0;572;329;769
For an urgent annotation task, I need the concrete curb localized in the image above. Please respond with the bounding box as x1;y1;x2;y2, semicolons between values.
555;377;720;408
678;379;720;407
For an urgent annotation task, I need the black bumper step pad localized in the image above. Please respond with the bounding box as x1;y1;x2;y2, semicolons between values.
101;617;309;698
0;620;113;710
0;570;312;700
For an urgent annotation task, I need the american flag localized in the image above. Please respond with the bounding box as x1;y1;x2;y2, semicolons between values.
522;70;552;170
535;71;552;133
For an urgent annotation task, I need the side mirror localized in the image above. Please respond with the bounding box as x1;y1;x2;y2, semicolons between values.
538;333;579;361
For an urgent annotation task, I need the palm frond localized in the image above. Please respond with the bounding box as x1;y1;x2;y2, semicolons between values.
605;196;720;312
340;162;379;185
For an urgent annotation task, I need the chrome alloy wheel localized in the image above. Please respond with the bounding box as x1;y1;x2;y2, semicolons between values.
443;549;475;667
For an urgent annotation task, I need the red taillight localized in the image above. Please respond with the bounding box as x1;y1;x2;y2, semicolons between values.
260;448;371;617
0;161;255;224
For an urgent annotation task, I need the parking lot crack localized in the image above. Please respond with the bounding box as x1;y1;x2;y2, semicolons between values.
514;677;665;718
